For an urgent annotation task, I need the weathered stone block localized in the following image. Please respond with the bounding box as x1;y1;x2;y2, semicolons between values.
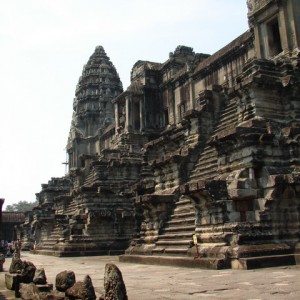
19;283;39;300
5;273;20;290
228;188;257;200
21;261;37;283
102;263;127;300
55;270;76;292
9;254;23;274
65;275;96;300
33;268;47;284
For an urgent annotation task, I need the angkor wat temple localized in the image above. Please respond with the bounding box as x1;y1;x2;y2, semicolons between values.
18;0;300;269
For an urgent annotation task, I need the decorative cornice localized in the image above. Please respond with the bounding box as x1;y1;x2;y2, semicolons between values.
247;0;273;15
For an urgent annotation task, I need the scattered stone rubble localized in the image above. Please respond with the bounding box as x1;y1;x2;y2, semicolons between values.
3;257;126;300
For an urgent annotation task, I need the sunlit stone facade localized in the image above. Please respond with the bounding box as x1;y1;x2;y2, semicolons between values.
18;0;300;269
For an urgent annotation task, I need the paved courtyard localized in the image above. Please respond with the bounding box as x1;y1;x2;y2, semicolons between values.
0;252;299;299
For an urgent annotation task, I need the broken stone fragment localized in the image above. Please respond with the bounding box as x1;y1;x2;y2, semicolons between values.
21;261;37;283
19;283;40;300
5;273;21;290
55;270;76;292
65;275;96;300
33;268;47;284
9;253;23;274
102;263;127;300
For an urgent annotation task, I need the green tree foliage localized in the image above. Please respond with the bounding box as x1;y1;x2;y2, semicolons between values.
5;200;38;212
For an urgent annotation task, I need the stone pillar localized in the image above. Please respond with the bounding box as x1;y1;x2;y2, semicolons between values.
253;25;263;58
125;95;131;132
114;103;120;134
189;78;195;110
140;98;144;131
278;5;289;53
288;0;300;51
169;88;176;125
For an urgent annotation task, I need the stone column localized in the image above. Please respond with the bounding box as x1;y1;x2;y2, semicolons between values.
114;103;120;134
189;78;195;110
278;6;289;52
140;97;144;131
125;96;130;132
169;87;176;125
253;24;263;58
289;0;300;51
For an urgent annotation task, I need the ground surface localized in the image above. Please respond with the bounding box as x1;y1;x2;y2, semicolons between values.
0;252;299;299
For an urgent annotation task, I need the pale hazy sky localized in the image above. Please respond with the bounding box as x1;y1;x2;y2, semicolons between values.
0;0;248;209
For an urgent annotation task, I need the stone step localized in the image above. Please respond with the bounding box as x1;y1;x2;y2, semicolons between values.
219;105;237;122
215;118;238;132
166;218;195;226
190;165;218;181
213;102;238;133
164;248;188;255
170;211;195;219
214;122;237;134
36;246;54;252
233;254;300;270
193;157;218;169
194;155;218;168
196;151;218;162
163;224;195;233
197;145;217;155
198;242;228;248
219;103;236;115
193;159;218;172
84;171;94;185
196;234;227;243
151;247;189;256
31;248;124;257
119;254;228;269
155;240;192;246
174;205;193;213
41;241;58;246
195;147;217;169
156;232;195;239
175;199;193;206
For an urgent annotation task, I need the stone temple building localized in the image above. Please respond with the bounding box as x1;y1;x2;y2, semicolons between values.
18;0;300;269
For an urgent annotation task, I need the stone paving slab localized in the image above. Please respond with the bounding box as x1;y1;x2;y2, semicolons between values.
0;252;299;299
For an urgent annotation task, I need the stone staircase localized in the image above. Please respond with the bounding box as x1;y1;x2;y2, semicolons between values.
151;197;195;256
121;99;242;268
189;146;218;181
84;169;95;186
122;195;230;268
64;198;79;215
32;222;66;255
189;97;239;182
213;97;239;134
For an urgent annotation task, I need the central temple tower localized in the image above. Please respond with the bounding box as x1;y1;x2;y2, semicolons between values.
67;46;123;169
